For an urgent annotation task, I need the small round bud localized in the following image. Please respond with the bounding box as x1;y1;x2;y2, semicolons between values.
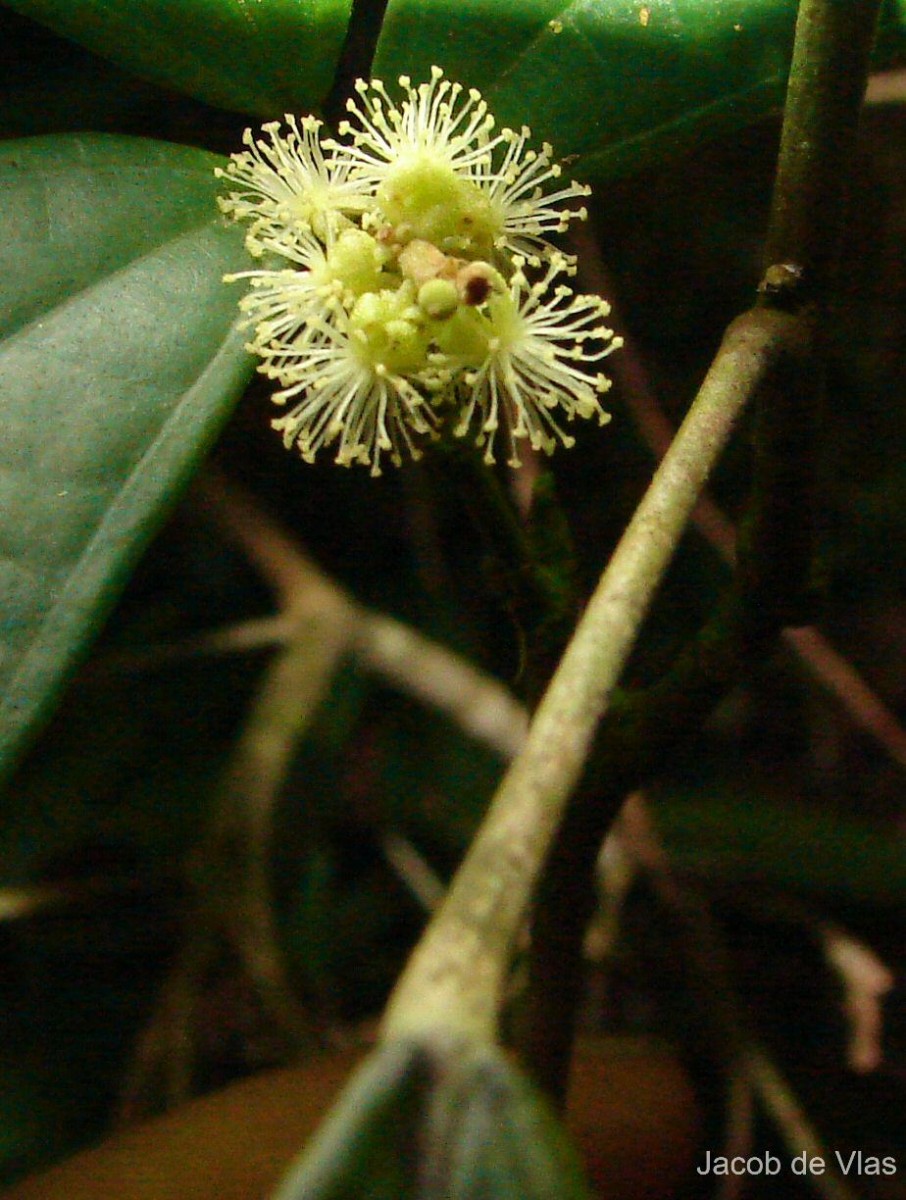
418;278;460;320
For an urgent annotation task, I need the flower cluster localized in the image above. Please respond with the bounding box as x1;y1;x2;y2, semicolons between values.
217;67;622;475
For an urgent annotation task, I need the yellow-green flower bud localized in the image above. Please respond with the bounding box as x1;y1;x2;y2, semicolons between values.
435;306;493;366
418;278;460;320
350;284;431;375
378;159;496;257
327;228;391;298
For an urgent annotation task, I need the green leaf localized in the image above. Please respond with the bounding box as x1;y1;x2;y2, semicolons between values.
274;1039;592;1199
372;0;906;180
0;134;255;786
0;0;352;118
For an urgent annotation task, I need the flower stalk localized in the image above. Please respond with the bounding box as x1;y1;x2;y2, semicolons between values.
381;310;794;1045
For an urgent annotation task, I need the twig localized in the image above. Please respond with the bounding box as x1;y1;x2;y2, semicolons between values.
820;923;894;1073
382;832;446;913
360;613;528;759
117;508;355;1121
744;1047;860;1200
760;0;882;300
865;68;906;104
195;470;530;761
89;470;530;761
577;230;906;773
715;1070;758;1200
84;613;299;671
381;307;794;1046
782;628;906;770
0;877;162;922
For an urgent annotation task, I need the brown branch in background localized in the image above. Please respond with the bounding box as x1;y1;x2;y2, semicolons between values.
618;795;861;1200
781;629;906;770
196;469;530;761
361;614;528;760
84;613;299;671
865;68;906;104
574;226;906;772
93;606;529;763
744;1048;860;1200
820;923;894;1073
116;487;357;1124
715;1071;758;1200
92;473;529;763
381;832;446;913
0;877;161;922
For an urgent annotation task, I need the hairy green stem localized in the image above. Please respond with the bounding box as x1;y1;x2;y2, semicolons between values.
381;311;792;1045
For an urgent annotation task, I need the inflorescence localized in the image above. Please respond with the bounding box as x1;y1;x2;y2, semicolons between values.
217;67;622;475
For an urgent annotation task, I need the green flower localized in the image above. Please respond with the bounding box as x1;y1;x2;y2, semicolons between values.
333;67;591;265
449;256;619;467
266;296;447;476
215;113;370;250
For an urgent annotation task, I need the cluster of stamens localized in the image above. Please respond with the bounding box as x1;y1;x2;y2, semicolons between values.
217;66;622;475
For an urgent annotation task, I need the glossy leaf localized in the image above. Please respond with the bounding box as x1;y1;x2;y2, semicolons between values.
0;0;352;118
0;134;255;785
372;0;906;180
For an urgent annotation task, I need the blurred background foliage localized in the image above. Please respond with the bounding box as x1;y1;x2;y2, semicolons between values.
0;3;904;1196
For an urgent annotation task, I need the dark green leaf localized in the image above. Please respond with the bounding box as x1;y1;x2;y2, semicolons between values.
274;1040;430;1199
372;0;906;180
0;134;255;785
0;0;352;118
274;1039;592;1199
